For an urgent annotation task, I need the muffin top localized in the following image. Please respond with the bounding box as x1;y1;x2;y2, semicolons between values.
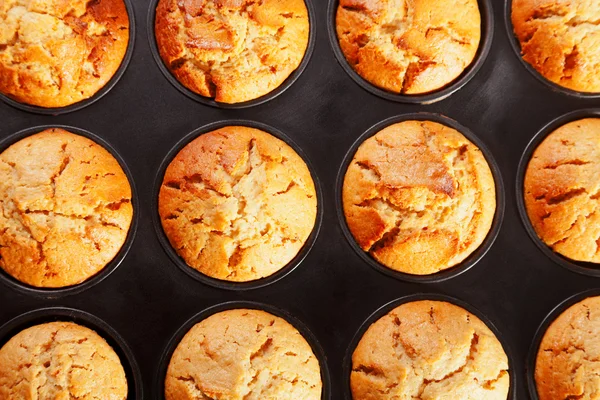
165;308;322;400
158;126;317;282
154;0;309;104
512;0;600;93
524;118;600;263
342;120;496;275
0;0;130;108
0;128;133;288
536;296;600;400
0;321;127;399
351;300;509;399
336;0;481;95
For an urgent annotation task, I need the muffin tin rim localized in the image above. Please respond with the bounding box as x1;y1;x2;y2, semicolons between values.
335;112;506;284
526;288;600;400
152;119;324;291
0;0;137;115
0;306;144;400
145;0;317;109
154;300;332;400
0;124;140;298
342;292;517;400
503;0;600;99
515;108;600;278
326;0;495;105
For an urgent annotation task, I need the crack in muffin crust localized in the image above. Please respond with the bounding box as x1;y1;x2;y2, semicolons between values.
154;0;309;103
0;0;130;107
0;128;133;288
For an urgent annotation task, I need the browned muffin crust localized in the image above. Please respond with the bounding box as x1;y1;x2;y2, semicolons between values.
154;0;309;104
0;128;133;288
158;126;317;282
342;120;496;275
351;300;510;399
535;296;600;400
0;0;130;108
0;321;128;400
336;0;481;95
524;118;600;263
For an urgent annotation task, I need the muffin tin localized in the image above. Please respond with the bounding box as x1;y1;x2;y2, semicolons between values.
1;0;600;398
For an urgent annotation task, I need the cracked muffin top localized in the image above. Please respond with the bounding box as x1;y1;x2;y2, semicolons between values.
0;0;130;108
351;300;510;400
512;0;600;93
165;308;322;400
535;296;600;400
0;128;133;288
158;126;317;282
0;321;127;399
342;120;496;275
524;118;600;263
154;0;310;104
335;0;481;95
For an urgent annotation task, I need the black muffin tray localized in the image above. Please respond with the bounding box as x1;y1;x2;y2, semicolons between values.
1;0;600;398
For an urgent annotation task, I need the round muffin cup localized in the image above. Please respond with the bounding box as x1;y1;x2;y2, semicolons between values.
0;125;139;298
153;120;323;290
516;109;600;277
526;288;600;400
0;0;136;116
343;293;516;400
146;0;316;109
0;307;143;399
155;300;331;400
336;113;505;283
504;0;600;99
327;0;494;104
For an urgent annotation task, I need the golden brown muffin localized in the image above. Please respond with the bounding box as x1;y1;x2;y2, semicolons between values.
342;120;496;275
0;128;133;288
535;296;600;400
165;308;322;400
524;118;600;263
0;321;128;400
351;300;510;399
0;0;130;108
154;0;310;104
512;0;600;93
336;0;481;95
158;126;317;282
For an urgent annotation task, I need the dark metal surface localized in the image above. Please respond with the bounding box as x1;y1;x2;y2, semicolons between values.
1;0;600;398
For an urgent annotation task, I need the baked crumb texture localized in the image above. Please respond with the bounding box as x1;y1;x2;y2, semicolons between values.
0;321;128;400
165;308;322;400
154;0;309;104
535;296;600;400
0;128;133;288
158;126;317;282
524;118;600;263
512;0;600;93
342;120;496;275
0;0;130;108
335;0;481;95
351;300;510;400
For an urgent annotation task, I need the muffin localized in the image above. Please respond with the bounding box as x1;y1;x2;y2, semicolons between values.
0;0;130;108
154;0;310;104
336;0;481;95
158;126;317;282
524;118;600;263
351;300;510;399
342;120;496;275
535;296;600;400
0;321;127;399
512;0;600;93
0;128;133;288
165;308;322;400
